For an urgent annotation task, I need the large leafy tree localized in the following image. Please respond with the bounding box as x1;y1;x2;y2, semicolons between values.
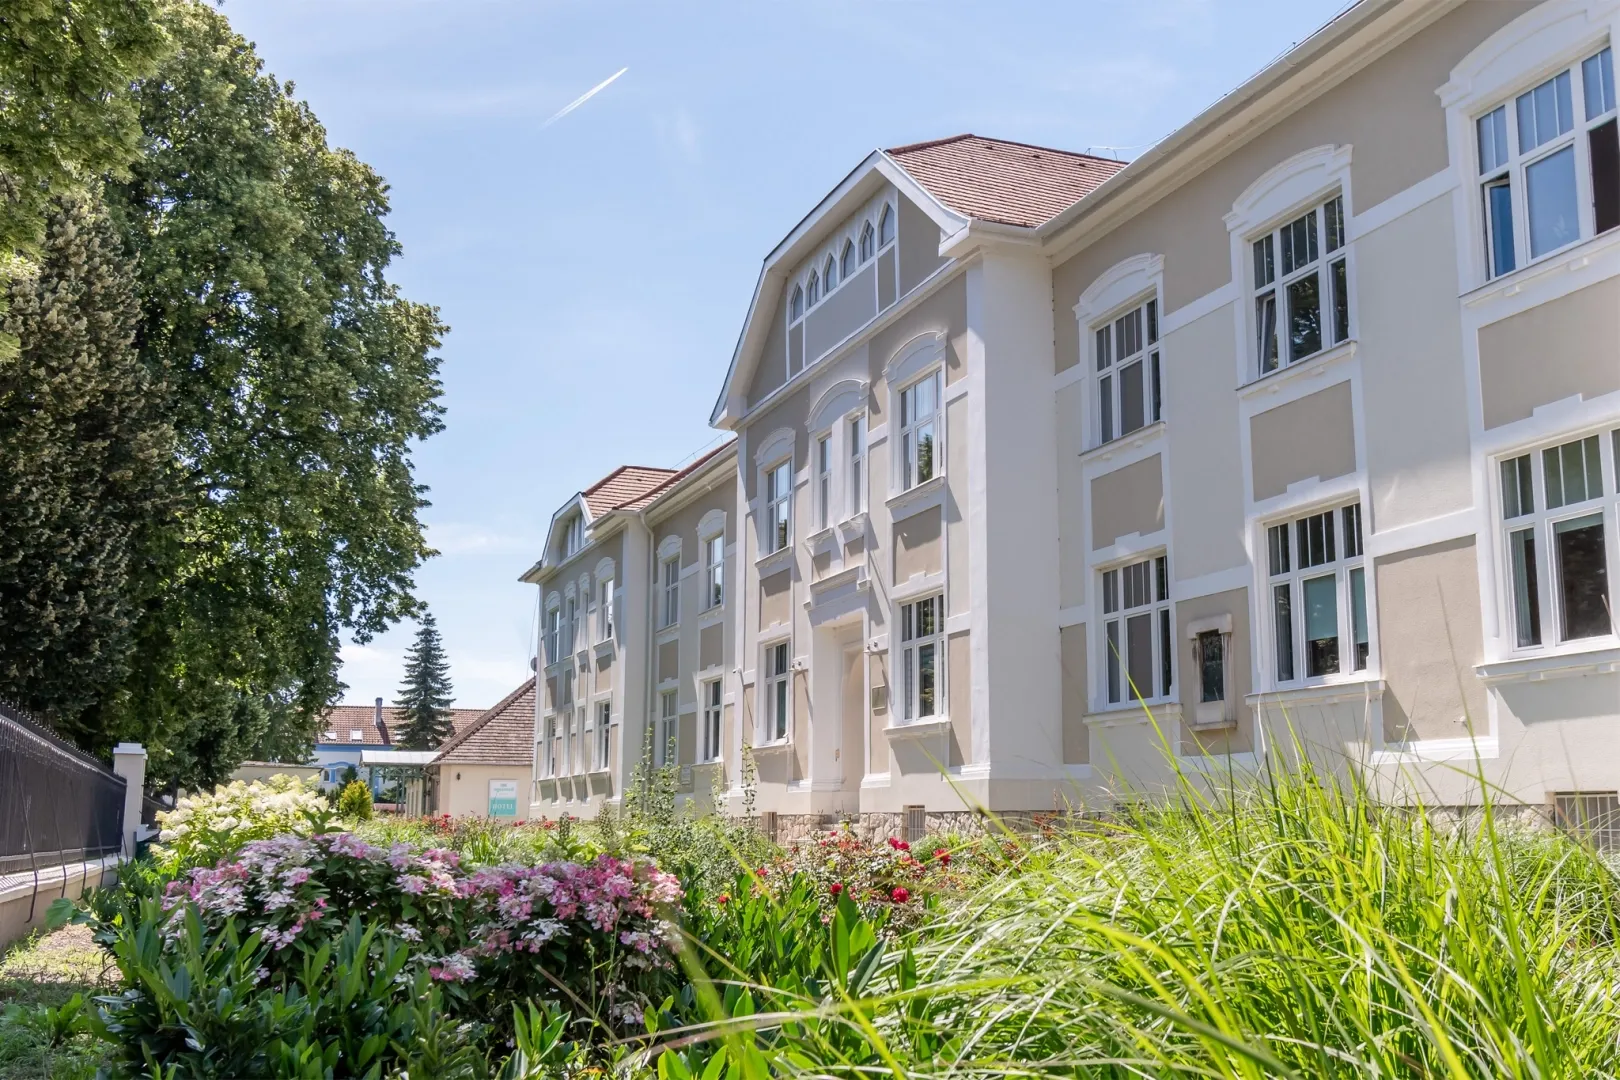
84;1;447;787
395;612;454;750
0;193;175;742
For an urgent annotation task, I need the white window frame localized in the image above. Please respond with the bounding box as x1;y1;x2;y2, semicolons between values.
789;284;804;323
598;579;615;642
1248;193;1352;377
898;594;944;722
824;254;838;292
815;433;832;530
1494;427;1619;655
595;700;611;771
572;705;585;775
656;688;678;767
1098;554;1175;708
1089;294;1164;446
544;602;561;665
859;221;875;262
1262;502;1373;688
848;413;867;517
807;269;820;307
841;239;856;279
541;717;556;778
564;515;584;557
762;640;791;743
764;459;792;553
878;204;895;248
659;554;680;629
897;369;942;492
701;533;725;610
700;677;722;763
1473;44;1618;280
563;593;577;655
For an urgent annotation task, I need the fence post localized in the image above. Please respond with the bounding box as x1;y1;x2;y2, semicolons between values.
111;743;147;858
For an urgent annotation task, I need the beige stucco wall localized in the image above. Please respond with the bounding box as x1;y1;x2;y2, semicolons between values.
1249;381;1357;501
657;640;678;682
1478;275;1620;430
1163;309;1248;580
869;652;889;774
699;624;723;670
948;631;971;768
1091;454;1165;550
898;193;947;295
1174;588;1254;757
1050;1;1534;371
1060;624;1089;764
894;506;943;584
438;764;528;820
1375;536;1488;744
759;569;791;629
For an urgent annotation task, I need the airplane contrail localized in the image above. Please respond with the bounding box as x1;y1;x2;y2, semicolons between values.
542;67;628;128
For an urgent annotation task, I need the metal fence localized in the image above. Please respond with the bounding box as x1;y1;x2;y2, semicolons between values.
0;701;126;878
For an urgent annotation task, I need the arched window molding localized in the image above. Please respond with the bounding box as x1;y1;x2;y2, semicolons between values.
1073;253;1164;330
883;331;945;388
1223;144;1353;238
878;204;896;247
697;507;727;540
808;270;820;306
859;222;875;261
808;378;869;433
594;557;616;583
657;533;683;560
753;427;796;468
841;239;856;278
790;285;804;322
824;254;838;291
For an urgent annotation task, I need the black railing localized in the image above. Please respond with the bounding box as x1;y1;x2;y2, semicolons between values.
0;701;127;878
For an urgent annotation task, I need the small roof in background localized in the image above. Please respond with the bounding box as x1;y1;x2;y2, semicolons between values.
433;680;537;766
360;749;440;767
316;704;485;747
621;440;736;513
582;465;678;517
886;134;1126;229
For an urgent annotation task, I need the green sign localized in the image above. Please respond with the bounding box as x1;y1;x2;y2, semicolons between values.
488;779;518;818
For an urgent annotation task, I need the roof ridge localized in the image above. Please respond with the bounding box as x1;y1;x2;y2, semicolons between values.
889;132;1125;167
884;132;975;155
432;680;534;761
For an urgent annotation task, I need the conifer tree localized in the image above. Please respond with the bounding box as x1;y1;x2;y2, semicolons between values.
395;612;453;748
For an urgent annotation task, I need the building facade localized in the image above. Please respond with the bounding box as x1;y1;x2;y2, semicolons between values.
525;0;1620;842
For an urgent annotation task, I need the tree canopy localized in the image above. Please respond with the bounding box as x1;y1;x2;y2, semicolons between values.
395;612;454;750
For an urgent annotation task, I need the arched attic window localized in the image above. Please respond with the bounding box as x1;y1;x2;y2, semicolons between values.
859;222;874;261
824;254;838;290
878;205;895;247
841;239;856;278
790;284;804;321
808;270;820;305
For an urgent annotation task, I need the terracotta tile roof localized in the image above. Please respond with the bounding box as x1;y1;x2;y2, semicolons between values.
620;439;736;512
316;704;484;747
886;134;1126;229
582;466;678;517
433;681;537;765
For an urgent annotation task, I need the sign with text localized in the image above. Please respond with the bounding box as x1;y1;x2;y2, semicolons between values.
487;778;519;818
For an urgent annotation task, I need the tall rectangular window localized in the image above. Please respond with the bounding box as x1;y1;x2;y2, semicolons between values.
660;556;680;629
656;690;677;767
545;607;561;664
1251;194;1350;376
900;372;940;490
595;701;611;770
1500;432;1616;649
1101;555;1172;705
598;580;614;642
764;642;790;742
1477;46;1619;279
563;596;577;654
848;415;866;516
816;435;831;530
765;461;791;553
899;595;942;721
1266;503;1369;684
703;534;724;610
701;678;722;763
542;717;556;777
1093;298;1162;446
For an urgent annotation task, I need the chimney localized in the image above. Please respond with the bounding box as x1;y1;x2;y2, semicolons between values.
375;696;389;745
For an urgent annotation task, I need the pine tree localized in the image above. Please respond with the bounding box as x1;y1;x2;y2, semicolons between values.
395;612;453;749
0;192;174;742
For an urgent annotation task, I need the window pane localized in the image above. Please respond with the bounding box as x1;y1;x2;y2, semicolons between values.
1478;105;1509;174
1159;608;1173;697
1106;620;1121;703
1281;211;1318;275
1526;145;1579;257
1555;514;1611;640
1587;47;1617;119
1268;523;1290;576
1286;271;1323;361
1324;196;1345;253
1330;258;1350;344
1509;527;1542;648
1155;555;1169;603
1518;70;1574;153
1485;178;1516;277
1545;435;1601;508
1150;352;1162;423
1199;631;1224;704
774;678;788;738
1099;375;1114;443
917;595;937;637
1120;359;1145;435
1256;292;1279;373
917;641;936;717
1274;583;1295;682
1342;503;1363;558
1254;235;1275;288
1304;574;1340;677
1126;613;1153;701
1592;119;1620;235
1096;327;1111;370
1146;299;1159;344
1103;569;1119;614
915;421;935;484
1502;454;1534;518
1349;567;1369;672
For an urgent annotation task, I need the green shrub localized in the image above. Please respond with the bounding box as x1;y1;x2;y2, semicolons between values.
151;776;329;874
335;779;373;822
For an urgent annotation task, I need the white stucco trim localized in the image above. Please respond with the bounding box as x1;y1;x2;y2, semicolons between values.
1224;144;1353;237
807;378;868;434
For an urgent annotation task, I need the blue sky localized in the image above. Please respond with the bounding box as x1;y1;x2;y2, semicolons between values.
220;0;1351;710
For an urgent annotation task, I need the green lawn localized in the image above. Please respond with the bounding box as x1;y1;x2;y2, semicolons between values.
0;926;114;1079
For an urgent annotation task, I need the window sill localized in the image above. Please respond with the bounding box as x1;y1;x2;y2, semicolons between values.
587;768;611;780
1236;339;1356;401
592;639;616;660
883;717;952;741
804;525;838;557
696;606;726;629
886;474;946;522
749;738;792;754
836;512;870;544
1461;226;1620;309
1084;701;1182;728
755;544;794;578
1247;677;1384;709
1078;419;1166;466
1476;645;1620;687
654;624;680;645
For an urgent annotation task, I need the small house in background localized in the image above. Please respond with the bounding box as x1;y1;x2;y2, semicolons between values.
424;682;537;819
312;697;483;793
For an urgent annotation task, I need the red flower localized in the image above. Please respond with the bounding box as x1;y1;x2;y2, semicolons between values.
717;893;730;905
934;848;950;866
890;887;910;903
897;840;911;852
886;837;900;850
829;882;844;896
756;866;769;878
